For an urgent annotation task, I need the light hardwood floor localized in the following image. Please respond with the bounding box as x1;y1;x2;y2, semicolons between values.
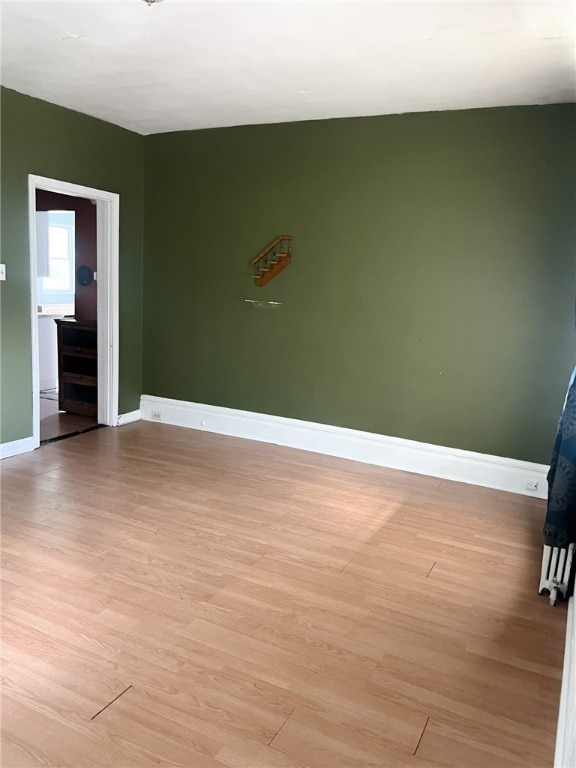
1;421;567;767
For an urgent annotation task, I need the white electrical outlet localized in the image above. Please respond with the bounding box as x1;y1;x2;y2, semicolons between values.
525;479;539;492
0;264;6;281
151;410;162;421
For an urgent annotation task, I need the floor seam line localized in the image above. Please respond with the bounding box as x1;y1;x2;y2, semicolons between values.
413;715;430;756
90;684;133;721
268;707;296;746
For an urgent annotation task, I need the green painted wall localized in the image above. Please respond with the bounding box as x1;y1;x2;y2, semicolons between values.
144;105;576;464
0;88;144;443
2;92;573;463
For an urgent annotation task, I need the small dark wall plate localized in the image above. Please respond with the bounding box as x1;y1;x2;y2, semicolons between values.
76;265;93;287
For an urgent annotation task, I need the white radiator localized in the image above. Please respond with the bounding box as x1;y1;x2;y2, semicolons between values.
540;543;575;606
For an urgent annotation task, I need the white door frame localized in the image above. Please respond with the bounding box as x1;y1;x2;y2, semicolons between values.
28;174;120;448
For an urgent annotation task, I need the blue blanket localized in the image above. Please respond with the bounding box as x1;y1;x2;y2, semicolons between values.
544;365;576;548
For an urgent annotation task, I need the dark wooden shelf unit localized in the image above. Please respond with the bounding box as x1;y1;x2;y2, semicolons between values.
55;318;97;417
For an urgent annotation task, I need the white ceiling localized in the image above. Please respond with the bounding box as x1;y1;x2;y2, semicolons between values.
1;1;575;135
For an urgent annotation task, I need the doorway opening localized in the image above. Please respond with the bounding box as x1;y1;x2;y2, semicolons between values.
36;191;98;442
28;175;119;449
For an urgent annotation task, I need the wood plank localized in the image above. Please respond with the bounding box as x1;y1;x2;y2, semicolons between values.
0;421;566;767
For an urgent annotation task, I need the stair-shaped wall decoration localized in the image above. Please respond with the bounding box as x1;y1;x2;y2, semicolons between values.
251;235;292;286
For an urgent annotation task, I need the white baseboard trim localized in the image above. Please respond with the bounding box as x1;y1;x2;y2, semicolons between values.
0;436;37;459
116;410;141;427
140;395;549;499
555;597;575;768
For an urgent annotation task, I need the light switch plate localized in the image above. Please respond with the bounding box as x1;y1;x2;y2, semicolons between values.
0;264;6;281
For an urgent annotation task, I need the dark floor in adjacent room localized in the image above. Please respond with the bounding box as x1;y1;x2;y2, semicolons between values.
40;394;98;443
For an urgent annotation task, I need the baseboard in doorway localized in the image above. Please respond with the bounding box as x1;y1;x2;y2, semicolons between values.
117;410;141;426
0;436;37;459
